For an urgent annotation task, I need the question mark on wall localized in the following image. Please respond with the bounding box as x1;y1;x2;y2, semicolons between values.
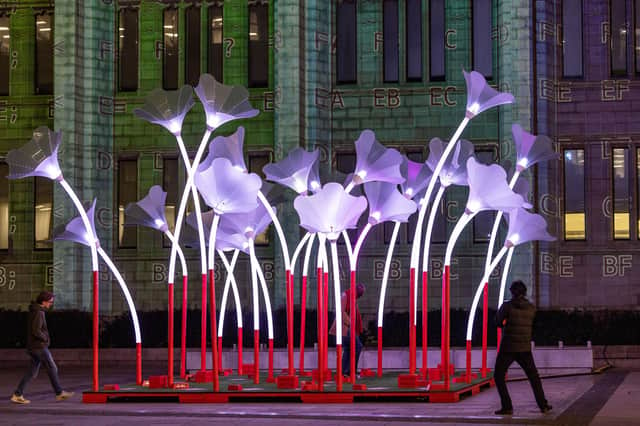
224;38;235;58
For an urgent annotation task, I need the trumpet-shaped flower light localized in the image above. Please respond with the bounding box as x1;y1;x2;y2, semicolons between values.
427;138;475;187
195;157;262;215
512;178;533;209
400;157;432;200
505;208;556;247
465;157;526;214
124;185;170;232
351;130;404;186
263;148;320;194
133;86;195;136
220;203;274;240
182;210;214;248
201;127;248;172
194;74;259;131
512;124;559;171
216;227;250;254
308;154;322;193
364;182;417;225
294;182;367;241
463;70;515;119
6;126;62;180
52;199;98;247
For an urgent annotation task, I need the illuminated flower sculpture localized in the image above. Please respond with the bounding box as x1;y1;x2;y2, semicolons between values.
124;186;190;378
400;158;432;200
263;148;320;194
53;200;142;385
206;127;248;171
346;129;404;191
194;73;259;130
133;86;195;136
294;182;368;390
463;70;515;119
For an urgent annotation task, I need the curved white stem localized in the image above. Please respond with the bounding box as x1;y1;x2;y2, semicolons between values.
317;234;327;270
217;249;242;336
249;240;260;331
207;215;221;271
257;191;290;271
344;181;355;194
341;230;353;261
444;211;476;267
498;246;515;307
330;241;343;342
302;233;316;278
97;246;141;343
377;221;401;327
59;179;99;271
168;129;212;283
465;246;509;340
251;244;274;339
164;231;187;279
350;223;372;271
290;232;312;276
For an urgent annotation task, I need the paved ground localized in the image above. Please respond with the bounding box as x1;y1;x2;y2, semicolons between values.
0;364;638;425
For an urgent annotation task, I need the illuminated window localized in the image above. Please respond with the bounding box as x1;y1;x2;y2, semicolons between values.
383;0;399;83
406;0;422;81
162;157;179;248
611;0;628;75
336;0;357;84
429;0;445;80
35;12;53;95
563;149;586;240
185;5;201;86
118;158;138;248
248;1;268;88
612;148;630;239
118;7;138;91
208;4;223;82
34;177;52;249
248;151;271;245
0;162;8;249
472;0;492;79
163;7;179;90
473;149;498;242
0;15;10;96
562;0;583;78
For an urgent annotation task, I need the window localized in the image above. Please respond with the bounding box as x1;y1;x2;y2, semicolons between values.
118;158;138;248
406;0;422;81
163;7;179;90
0;162;8;249
0;15;10;96
336;0;357;84
383;0;399;83
611;0;627;75
185;5;201;86
248;151;271;245
163;157;179;247
208;4;223;82
472;0;492;79
473;149;497;242
563;149;586;240
118;7;138;91
248;1;268;88
635;0;640;72
611;148;630;239
429;0;445;80
562;0;583;78
34;177;52;249
35;12;53;95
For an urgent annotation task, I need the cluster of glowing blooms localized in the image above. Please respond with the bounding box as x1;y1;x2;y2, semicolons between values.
351;130;404;185
124;185;170;232
512;124;559;171
219;203;273;240
463;70;515;119
133;86;195;136
194;157;262;215
6;126;63;180
215;226;250;254
204;127;248;172
294;182;368;241
263;148;320;194
52;199;98;247
399;157;432;200
194;74;259;131
363;181;417;225
464;157;527;214
427;138;475;188
504;208;555;247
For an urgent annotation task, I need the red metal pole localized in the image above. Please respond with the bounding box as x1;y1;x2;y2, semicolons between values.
286;270;294;376
422;270;428;379
180;274;188;379
253;329;260;384
299;275;307;374
409;267;416;374
237;327;243;375
316;266;323;391
268;338;274;381
497;328;502;352
217;336;223;372
208;269;219;391
442;265;450;390
136;342;142;385
466;339;472;383
377;326;383;377
336;344;343;391
200;273;207;372
481;282;488;377
168;283;174;387
92;270;99;392
323;271;329;376
350;270;356;383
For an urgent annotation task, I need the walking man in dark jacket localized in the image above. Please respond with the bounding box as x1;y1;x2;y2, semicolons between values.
11;291;74;404
494;281;551;415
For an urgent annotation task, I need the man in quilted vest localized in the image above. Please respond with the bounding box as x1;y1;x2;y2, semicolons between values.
493;281;552;415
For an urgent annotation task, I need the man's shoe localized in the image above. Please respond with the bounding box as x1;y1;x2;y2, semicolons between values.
494;408;513;415
55;391;74;401
10;394;30;404
540;405;553;414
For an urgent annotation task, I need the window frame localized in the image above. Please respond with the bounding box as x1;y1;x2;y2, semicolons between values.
163;6;179;90
562;0;584;78
562;148;587;241
185;4;201;87
207;3;223;82
429;0;445;81
34;177;53;250
117;156;139;249
612;146;631;239
35;10;54;95
118;6;139;92
0;14;10;96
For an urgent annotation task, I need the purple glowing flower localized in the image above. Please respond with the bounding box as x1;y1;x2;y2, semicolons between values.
427;138;475;187
216;228;250;254
263;148;320;194
363;181;417;225
182;210;214;248
133;86;195;136
124;185;169;232
512;178;533;209
351;130;404;186
52;199;97;247
307;153;322;193
201;127;248;172
463;70;514;119
399;157;432;200
512;124;559;171
465;157;526;214
194;74;259;131
6;126;62;180
293;182;368;241
505;208;556;247
194;157;262;215
219;203;274;240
